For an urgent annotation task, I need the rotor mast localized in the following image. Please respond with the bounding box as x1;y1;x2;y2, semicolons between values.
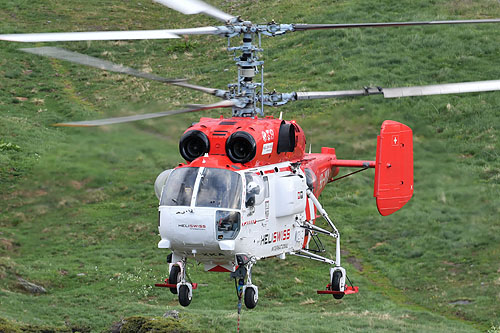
226;21;265;117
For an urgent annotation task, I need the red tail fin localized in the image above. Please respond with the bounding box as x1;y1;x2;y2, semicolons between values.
374;120;413;216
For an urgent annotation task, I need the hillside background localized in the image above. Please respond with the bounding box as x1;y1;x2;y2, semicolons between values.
0;0;499;332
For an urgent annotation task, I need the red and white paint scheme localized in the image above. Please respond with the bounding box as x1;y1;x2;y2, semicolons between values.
4;0;499;311
154;116;413;307
7;0;498;310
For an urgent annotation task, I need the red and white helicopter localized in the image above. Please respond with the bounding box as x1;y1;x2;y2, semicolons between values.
2;0;500;309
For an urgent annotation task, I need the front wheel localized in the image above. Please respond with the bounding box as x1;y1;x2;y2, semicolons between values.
331;270;344;299
178;285;192;307
244;287;258;309
169;265;181;294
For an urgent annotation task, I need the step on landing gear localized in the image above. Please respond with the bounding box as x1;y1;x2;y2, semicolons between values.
317;266;359;298
155;256;198;307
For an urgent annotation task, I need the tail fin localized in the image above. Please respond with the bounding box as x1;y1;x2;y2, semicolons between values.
374;120;413;216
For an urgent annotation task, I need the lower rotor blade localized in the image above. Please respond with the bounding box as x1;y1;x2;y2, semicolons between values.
53;100;235;127
295;80;500;100
293;18;500;31
171;81;220;96
21;47;183;83
154;0;235;23
296;89;382;100
20;47;225;96
382;80;500;98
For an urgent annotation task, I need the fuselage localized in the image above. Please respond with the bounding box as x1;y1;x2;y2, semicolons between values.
156;116;341;272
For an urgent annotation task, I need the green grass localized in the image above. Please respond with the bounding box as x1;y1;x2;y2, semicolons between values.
1;0;499;332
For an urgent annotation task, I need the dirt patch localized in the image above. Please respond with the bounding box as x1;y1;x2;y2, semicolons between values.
300;298;315;305
371;242;386;249
83;188;107;204
0;238;16;252
341;249;364;272
69;178;92;190
321;310;402;323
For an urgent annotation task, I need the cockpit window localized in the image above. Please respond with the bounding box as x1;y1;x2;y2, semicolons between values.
196;168;242;209
160;167;198;206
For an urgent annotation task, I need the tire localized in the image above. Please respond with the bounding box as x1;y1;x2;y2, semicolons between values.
169;265;181;294
178;285;192;307
244;287;258;309
331;270;344;299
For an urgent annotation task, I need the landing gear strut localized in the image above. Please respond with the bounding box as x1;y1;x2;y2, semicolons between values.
174;258;194;307
292;189;359;298
155;255;198;307
231;254;258;309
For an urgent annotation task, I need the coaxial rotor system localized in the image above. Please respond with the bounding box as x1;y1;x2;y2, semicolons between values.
2;0;500;125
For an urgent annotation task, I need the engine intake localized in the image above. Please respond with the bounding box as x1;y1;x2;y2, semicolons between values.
226;131;256;164
179;130;210;162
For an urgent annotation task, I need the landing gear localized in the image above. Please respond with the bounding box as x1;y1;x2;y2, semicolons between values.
292;189;358;298
231;255;259;309
178;284;192;306
155;256;197;307
244;286;258;309
168;265;181;294
172;258;195;307
331;270;344;299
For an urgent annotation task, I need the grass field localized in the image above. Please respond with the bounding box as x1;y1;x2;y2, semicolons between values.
1;0;499;332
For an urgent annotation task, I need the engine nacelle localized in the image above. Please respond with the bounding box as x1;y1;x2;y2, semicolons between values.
226;131;256;164
179;130;210;162
180;117;306;168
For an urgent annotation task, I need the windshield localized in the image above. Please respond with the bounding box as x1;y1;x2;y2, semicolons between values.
196;168;242;209
160;167;198;206
160;167;242;209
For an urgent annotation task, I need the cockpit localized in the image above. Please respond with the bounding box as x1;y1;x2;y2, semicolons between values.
160;167;242;209
160;167;243;241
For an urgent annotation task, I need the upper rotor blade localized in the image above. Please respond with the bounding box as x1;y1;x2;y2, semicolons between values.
295;80;500;100
53;100;236;127
0;27;219;43
294;18;500;31
154;0;235;22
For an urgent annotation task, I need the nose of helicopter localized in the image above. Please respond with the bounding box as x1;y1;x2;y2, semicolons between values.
158;206;241;254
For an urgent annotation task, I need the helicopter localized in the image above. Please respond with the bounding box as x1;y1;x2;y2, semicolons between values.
1;0;500;310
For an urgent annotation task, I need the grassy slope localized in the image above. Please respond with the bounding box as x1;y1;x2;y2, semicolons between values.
1;0;499;331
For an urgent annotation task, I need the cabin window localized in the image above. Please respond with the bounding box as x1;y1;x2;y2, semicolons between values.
160;167;198;206
216;210;241;240
196;168;242;209
245;173;267;207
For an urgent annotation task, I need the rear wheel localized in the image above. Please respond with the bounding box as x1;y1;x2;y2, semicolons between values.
178;285;192;307
244;287;258;309
169;265;181;294
331;270;344;299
